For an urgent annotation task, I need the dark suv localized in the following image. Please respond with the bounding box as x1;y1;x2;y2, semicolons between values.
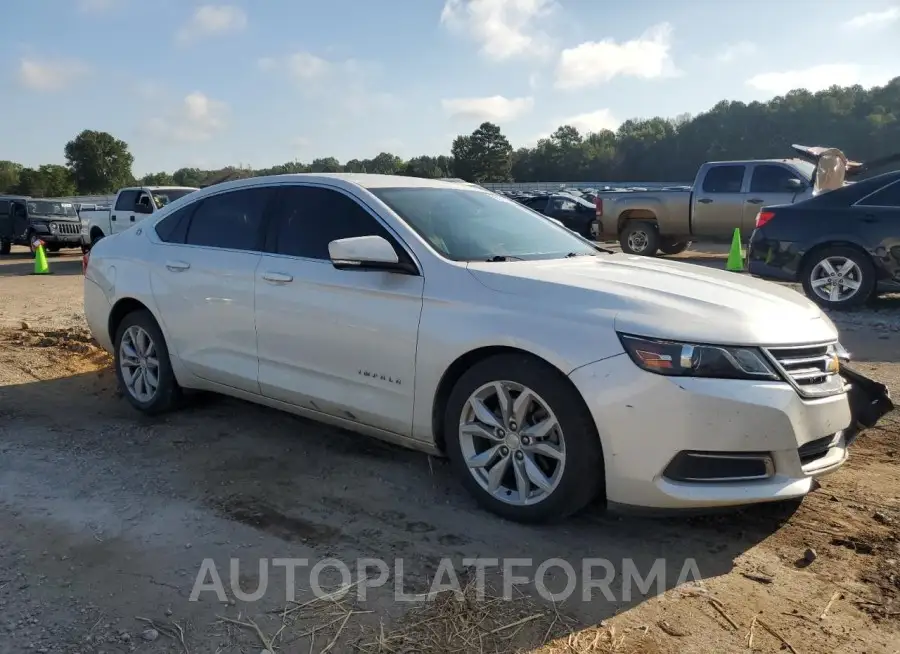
0;196;85;254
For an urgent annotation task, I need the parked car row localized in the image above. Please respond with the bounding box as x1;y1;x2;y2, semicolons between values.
83;173;893;523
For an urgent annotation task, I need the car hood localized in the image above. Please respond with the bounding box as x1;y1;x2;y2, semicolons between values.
467;255;837;346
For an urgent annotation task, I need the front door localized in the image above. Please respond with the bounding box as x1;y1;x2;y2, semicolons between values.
110;189;139;235
691;164;748;237
149;186;274;393
742;163;804;233
254;184;424;436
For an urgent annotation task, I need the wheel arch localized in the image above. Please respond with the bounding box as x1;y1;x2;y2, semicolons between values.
107;297;156;346
617;209;659;234
430;345;594;456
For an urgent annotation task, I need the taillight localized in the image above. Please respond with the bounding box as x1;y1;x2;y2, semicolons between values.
756;210;776;228
595;197;603;217
82;250;90;275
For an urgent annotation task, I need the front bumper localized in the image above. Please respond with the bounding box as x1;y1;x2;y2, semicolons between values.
568;353;890;510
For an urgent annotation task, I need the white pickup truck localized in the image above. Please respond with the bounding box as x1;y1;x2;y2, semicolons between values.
80;186;198;247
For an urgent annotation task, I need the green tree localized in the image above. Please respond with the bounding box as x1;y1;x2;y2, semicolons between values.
464;122;513;183
309;157;342;173
14;165;76;197
140;171;176;185
64;130;134;193
0;161;22;193
172;167;206;187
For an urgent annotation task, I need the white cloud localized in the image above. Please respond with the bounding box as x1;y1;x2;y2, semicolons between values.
844;6;900;30
442;95;534;122
558;109;619;133
555;23;679;89
715;41;757;64
745;64;896;95
144;92;228;143
176;5;247;45
440;0;556;61
18;58;89;91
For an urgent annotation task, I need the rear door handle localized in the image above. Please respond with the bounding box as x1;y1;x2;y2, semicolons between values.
263;271;293;284
697;198;713;204
165;260;190;272
862;215;878;223
111;215;116;221
747;198;764;204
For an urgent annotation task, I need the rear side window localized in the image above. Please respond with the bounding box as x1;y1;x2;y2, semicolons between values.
0;200;8;215
269;186;393;260
750;165;797;193
702;166;745;193
115;190;139;210
154;203;197;243
525;197;548;212
858;180;900;208
184;187;272;251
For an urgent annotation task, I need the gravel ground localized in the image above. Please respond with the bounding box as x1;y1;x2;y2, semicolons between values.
0;245;899;653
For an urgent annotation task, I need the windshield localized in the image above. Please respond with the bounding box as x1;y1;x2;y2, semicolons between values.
27;201;77;217
371;187;598;261
790;160;816;180
152;188;196;208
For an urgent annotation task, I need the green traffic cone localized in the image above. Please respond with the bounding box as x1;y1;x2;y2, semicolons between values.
32;241;51;275
725;228;743;272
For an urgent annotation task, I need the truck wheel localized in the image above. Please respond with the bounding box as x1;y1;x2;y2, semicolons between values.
620;221;659;256
801;246;875;310
90;229;105;246
659;238;691;256
443;353;604;523
0;240;10;255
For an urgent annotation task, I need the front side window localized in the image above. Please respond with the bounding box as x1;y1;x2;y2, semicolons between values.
370;187;597;261
270;186;392;260
184;187;272;251
750;165;798;193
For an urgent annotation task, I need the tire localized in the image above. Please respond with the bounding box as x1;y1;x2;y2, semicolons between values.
46;245;60;253
0;240;10;255
800;246;875;310
91;229;105;246
443;353;604;523
619;221;660;256
113;309;182;415
658;238;691;256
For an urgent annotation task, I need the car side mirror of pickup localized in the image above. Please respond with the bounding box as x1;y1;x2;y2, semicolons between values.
786;178;806;190
134;203;153;214
328;235;417;274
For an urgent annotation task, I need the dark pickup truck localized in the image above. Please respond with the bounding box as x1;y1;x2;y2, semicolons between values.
0;196;85;254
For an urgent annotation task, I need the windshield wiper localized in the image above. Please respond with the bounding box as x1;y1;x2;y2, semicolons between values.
485;255;526;262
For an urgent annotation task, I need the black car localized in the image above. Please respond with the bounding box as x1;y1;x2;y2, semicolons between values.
748;170;900;309
519;193;597;238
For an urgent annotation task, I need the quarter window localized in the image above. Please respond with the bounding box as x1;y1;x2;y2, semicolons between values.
184;187;272;251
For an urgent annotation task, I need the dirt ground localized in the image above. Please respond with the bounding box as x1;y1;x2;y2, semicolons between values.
1;245;899;654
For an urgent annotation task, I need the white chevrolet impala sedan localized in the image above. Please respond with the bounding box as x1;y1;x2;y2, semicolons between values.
83;174;863;523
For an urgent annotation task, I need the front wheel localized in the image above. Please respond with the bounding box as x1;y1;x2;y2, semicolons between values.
443;354;604;523
658;238;691;256
114;309;182;414
0;239;10;255
46;245;60;253
619;221;660;256
801;246;875;310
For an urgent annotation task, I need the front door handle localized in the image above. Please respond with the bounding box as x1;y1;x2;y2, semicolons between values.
747;198;764;204
165;260;191;272
263;271;293;284
697;198;713;204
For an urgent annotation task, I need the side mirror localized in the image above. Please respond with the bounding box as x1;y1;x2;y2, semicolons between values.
786;178;805;190
135;202;153;214
328;235;415;274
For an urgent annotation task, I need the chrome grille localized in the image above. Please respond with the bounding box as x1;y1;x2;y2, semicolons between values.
763;343;844;398
54;222;80;235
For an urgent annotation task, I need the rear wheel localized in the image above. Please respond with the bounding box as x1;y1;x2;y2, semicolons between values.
114;309;182;414
801;246;875;310
443;354;604;523
658;238;691;256
619;221;659;256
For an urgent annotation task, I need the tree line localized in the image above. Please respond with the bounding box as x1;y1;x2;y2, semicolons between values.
1;77;897;197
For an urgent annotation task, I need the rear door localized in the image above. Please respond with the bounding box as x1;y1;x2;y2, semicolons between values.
110;189;139;235
691;164;748;237
853;180;900;286
742;163;803;233
149;186;275;393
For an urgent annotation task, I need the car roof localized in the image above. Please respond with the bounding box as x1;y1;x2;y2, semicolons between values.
196;173;480;196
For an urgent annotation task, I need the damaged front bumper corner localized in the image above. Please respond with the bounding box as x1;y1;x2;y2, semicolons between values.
841;364;894;445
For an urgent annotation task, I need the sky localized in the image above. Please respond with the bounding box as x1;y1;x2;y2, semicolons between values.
1;0;899;176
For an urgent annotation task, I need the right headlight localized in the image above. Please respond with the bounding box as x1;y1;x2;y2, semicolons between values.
618;333;779;381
